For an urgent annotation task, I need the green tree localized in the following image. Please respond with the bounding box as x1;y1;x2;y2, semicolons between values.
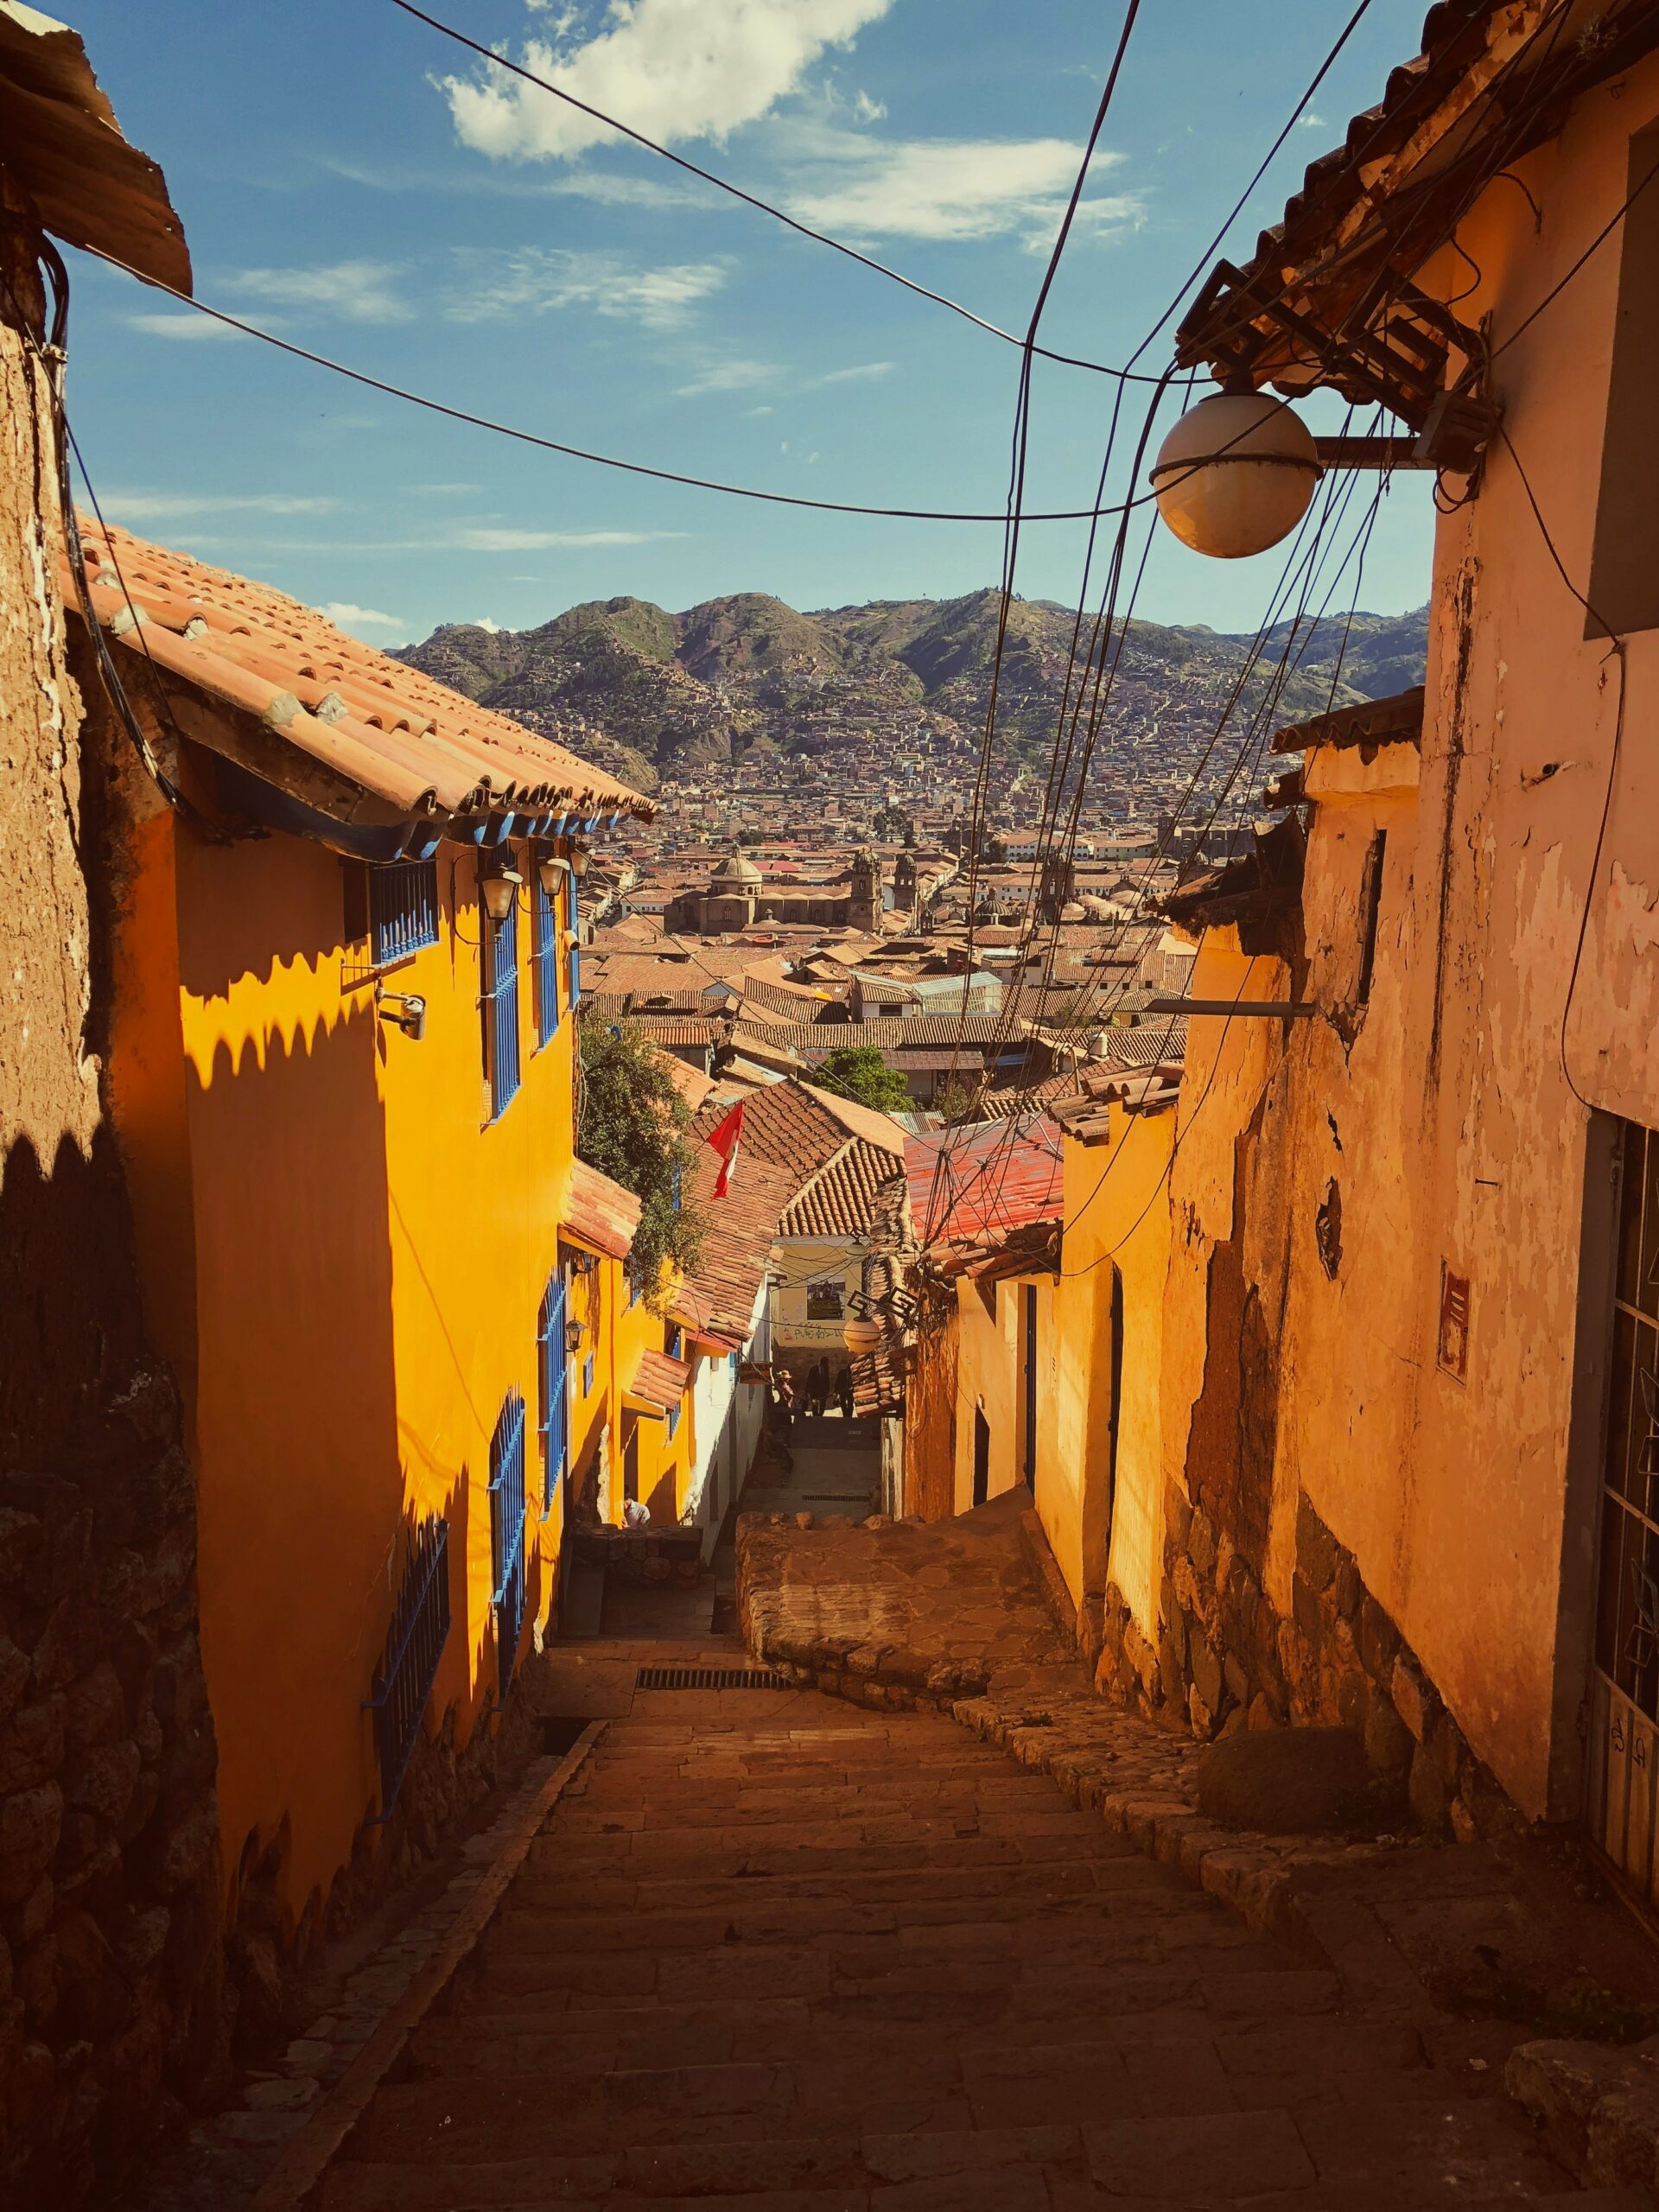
577;1017;704;1307
932;1077;984;1126
811;1045;912;1115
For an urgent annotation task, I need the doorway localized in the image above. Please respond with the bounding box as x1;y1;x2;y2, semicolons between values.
972;1403;990;1507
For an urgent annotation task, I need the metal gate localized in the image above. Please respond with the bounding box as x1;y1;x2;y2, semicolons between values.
1586;1116;1659;1904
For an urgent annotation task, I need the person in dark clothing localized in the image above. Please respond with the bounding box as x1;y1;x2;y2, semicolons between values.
807;1358;829;1420
836;1365;855;1420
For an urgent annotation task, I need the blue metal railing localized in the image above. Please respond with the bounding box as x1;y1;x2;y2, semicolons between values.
363;1516;451;1821
488;1389;528;1692
533;868;561;1047
538;1273;569;1514
483;894;521;1121
369;860;440;966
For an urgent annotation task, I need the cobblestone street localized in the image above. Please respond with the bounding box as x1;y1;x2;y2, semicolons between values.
294;1664;1627;2211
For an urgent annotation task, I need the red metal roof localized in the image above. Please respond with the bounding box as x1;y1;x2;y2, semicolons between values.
906;1116;1065;1249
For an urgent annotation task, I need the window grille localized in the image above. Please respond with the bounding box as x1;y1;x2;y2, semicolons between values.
363;1516;451;1821
369;860;440;967
488;1389;528;1693
665;1327;683;1443
533;866;561;1048
583;1351;594;1395
483;892;522;1121
567;877;582;1011
538;1273;569;1514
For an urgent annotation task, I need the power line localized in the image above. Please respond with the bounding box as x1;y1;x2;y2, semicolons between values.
79;247;1214;527
386;0;1166;385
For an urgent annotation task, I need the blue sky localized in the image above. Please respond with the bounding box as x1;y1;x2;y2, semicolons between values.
64;0;1436;646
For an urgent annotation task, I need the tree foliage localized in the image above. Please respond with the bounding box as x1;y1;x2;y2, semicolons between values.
577;1017;703;1307
932;1077;985;1127
810;1045;912;1115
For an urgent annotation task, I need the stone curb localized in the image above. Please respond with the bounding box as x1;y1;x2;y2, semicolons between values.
760;1655;1389;1974
244;1719;607;2212
1506;2035;1659;2197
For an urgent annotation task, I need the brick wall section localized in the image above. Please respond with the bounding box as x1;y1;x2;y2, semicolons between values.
0;203;226;2201
1093;1480;1522;1844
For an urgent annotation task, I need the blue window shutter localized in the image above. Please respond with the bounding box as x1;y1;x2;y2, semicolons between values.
568;878;582;1010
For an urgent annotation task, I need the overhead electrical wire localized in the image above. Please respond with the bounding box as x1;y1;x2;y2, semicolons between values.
946;0;1605;1232
386;0;1167;385
925;0;1145;1238
77;245;1285;529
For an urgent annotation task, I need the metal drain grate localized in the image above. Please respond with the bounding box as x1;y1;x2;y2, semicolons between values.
634;1665;789;1691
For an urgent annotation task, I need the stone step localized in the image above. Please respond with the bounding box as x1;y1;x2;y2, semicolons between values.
505;1852;1151;1917
482;1880;1217;1956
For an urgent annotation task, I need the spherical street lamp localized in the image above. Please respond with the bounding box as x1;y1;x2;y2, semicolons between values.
1151;389;1322;560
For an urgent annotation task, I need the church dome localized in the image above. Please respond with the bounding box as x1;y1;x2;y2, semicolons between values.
710;852;763;889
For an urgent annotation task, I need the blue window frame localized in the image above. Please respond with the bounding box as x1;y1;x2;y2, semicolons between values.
582;1351;594;1396
487;1389;528;1693
537;1270;569;1514
533;864;561;1048
566;876;582;1012
482;888;521;1122
369;860;439;967
665;1324;683;1442
363;1516;451;1821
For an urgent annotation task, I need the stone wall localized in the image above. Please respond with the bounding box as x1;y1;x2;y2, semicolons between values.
1093;1480;1522;1843
0;213;226;2202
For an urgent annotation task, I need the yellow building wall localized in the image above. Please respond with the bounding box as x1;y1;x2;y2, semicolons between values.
1042;1101;1174;1636
950;1273;1054;1516
111;813;588;1927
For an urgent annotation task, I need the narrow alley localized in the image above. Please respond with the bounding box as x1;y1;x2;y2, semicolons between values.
301;1662;1598;2212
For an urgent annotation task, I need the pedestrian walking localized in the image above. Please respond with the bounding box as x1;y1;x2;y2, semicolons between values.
836;1365;855;1421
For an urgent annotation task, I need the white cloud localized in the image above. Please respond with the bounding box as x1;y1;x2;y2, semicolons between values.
126;311;245;340
786;134;1140;250
105;493;340;519
1300;112;1326;130
321;601;407;631
448;526;682;550
817;359;893;384
449;248;728;329
223;260;412;323
471;616;506;632
673;359;776;397
747;404;774;416
853;89;886;122
439;0;895;162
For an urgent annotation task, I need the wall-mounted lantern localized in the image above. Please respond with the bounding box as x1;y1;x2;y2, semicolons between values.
537;855;571;896
376;989;427;1041
1151;387;1322;560
568;842;592;880
481;864;523;923
564;1316;587;1357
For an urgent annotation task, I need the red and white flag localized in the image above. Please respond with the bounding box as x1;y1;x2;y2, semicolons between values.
708;1102;744;1198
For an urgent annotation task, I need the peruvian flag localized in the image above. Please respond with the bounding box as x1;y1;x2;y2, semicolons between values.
708;1102;744;1198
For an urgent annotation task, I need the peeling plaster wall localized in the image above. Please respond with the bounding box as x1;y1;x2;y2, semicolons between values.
1147;54;1659;1822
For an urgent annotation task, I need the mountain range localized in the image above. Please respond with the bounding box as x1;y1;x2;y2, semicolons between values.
393;590;1429;795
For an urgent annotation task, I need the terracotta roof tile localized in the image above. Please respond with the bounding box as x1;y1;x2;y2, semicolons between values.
561;1159;642;1262
779;1140;897;1239
627;1346;692;1414
65;520;651;838
672;1146;797;1346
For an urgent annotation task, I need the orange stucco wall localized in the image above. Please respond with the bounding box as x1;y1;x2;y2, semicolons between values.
111;811;593;1924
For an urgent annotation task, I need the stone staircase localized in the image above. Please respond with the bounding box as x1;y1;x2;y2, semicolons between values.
313;1669;1639;2210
